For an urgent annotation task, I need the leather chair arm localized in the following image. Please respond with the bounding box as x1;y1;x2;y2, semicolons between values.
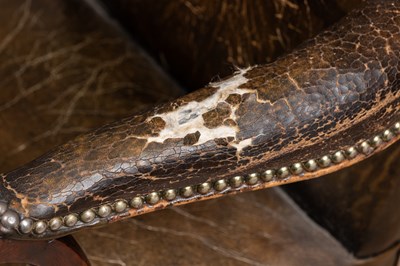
0;0;399;240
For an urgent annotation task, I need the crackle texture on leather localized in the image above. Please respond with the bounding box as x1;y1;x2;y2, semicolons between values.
101;0;367;90
0;0;398;241
0;0;398;264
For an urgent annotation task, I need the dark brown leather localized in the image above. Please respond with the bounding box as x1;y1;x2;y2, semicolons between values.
101;0;364;90
0;1;393;265
0;0;398;241
0;236;89;265
101;1;400;259
0;0;182;173
75;187;399;266
286;140;400;257
0;0;182;236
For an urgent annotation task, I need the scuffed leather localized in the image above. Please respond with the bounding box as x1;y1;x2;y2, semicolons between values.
0;0;184;235
101;0;364;90
100;0;400;257
0;0;398;265
0;0;398;240
0;0;182;173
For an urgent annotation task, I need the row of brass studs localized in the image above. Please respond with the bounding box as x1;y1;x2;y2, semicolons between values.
17;122;400;235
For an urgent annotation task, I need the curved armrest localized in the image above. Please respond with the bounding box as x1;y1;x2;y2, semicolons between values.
0;0;399;239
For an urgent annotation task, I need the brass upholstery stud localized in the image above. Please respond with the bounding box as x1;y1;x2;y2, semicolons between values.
197;183;211;194
394;122;400;133
261;170;275;181
345;147;358;159
370;135;383;147
317;155;331;168
98;205;112;217
246;173;259;185
114;200;128;212
80;209;96;223
19;218;34;234
181;186;194;198
290;163;303;175
130;197;143;209
277;167;290;179
163;189;177;201
230;176;243;188
64;214;78;227
331;151;345;164
49;217;63;231
359;141;373;154
146;192;160;205
1;210;20;229
303;159;318;171
383;129;394;141
214;179;227;191
34;221;47;234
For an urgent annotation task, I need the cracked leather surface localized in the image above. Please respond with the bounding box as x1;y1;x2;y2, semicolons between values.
0;0;398;265
100;0;400;258
0;1;399;239
101;0;364;90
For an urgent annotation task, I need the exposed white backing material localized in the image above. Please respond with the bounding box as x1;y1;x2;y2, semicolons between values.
147;67;254;147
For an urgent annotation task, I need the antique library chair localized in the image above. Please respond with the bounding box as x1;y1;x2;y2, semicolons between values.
0;0;398;265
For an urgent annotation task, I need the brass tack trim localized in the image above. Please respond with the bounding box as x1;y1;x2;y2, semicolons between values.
80;209;96;223
33;221;47;234
145;192;160;205
383;129;394;141
98;204;112;217
277;167;290;179
22;121;400;235
246;173;259;185
290;163;304;175
214;179;228;191
197;182;212;194
49;217;63;231
114;200;128;213
130;197;143;209
303;159;318;171
181;186;194;198
331;151;345;164
19;218;33;234
317;155;331;168
261;170;275;181
163;189;177;201
345;147;358;159
359;141;373;154
64;214;78;227
230;176;244;188
394;122;400;133
370;135;383;147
